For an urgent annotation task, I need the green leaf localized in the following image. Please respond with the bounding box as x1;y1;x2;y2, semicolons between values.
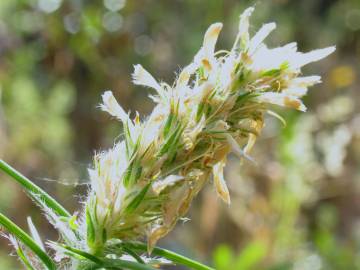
102;228;107;244
280;61;289;70
0;213;56;270
196;102;206;122
260;62;288;78
0;160;70;218
123;162;133;187
124;121;134;158
163;112;174;137
134;164;143;184
165;126;184;164
197;66;206;80
86;205;96;247
51;243;103;265
261;68;282;77
235;91;258;105
125;183;151;214
158;124;184;159
68;214;79;230
123;159;143;188
163;99;180;137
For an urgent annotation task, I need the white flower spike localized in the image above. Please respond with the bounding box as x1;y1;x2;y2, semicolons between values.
53;7;335;263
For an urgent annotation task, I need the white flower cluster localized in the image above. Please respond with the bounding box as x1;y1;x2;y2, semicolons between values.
76;6;335;257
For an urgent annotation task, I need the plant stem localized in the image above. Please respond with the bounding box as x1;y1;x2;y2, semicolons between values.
123;242;215;270
0;213;56;270
101;259;156;270
59;244;154;270
0;159;70;217
122;246;146;264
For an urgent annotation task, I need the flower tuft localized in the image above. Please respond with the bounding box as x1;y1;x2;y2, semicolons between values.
77;6;335;256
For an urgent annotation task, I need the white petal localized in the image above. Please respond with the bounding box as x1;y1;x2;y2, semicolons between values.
101;91;130;124
213;159;230;204
152;175;184;194
203;23;223;55
88;168;102;195
292;76;322;87
132;64;165;98
193;23;222;73
257;92;307;111
249;22;276;55
177;63;197;87
284;76;322;97
27;217;45;251
236;7;255;50
283;87;308;97
283;42;298;51
219;52;237;90
250;45;290;71
193;82;214;102
291;46;335;68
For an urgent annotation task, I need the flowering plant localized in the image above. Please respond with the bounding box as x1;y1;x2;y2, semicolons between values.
0;7;334;270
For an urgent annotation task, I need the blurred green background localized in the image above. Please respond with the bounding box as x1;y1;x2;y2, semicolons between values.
0;0;359;269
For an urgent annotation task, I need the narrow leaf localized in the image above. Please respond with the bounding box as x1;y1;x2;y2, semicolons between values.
163;112;174;137
125;183;151;214
86;205;95;247
27;217;45;251
123;159;142;188
0;213;56;270
158;124;183;157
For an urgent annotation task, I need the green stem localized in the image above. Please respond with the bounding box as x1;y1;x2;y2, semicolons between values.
59;244;155;270
0;213;56;270
123;242;215;270
0;160;70;217
101;259;156;270
122;246;146;264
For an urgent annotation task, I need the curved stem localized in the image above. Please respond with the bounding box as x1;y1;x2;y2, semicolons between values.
0;160;70;217
123;242;215;270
